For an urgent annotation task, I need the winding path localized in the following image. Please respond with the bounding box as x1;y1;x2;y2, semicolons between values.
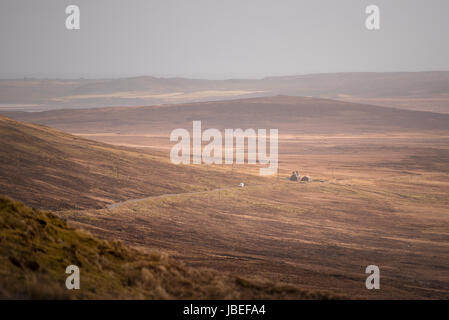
106;186;237;210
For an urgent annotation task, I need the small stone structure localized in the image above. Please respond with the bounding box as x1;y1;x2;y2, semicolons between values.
289;171;300;181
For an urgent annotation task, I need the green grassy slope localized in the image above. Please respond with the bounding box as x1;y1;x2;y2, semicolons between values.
0;196;336;299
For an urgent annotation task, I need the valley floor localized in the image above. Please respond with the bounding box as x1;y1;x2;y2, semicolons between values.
61;133;449;299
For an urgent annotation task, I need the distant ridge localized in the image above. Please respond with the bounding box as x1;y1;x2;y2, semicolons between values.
5;95;449;135
1;71;449;113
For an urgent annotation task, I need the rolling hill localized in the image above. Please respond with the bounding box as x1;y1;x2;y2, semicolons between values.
5;96;449;136
0;115;261;210
1;72;449;113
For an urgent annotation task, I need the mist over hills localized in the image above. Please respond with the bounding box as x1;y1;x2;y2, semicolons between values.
1;71;449;113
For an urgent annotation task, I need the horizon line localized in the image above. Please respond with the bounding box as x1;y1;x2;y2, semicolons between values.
1;70;449;82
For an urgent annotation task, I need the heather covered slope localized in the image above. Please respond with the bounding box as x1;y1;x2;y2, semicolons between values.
0;115;261;210
0;196;335;299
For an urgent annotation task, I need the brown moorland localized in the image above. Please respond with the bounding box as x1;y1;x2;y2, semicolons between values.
0;115;262;210
2;96;449;299
62;132;449;299
6;96;449;136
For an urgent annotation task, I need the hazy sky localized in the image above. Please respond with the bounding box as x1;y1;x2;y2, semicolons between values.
1;0;448;79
